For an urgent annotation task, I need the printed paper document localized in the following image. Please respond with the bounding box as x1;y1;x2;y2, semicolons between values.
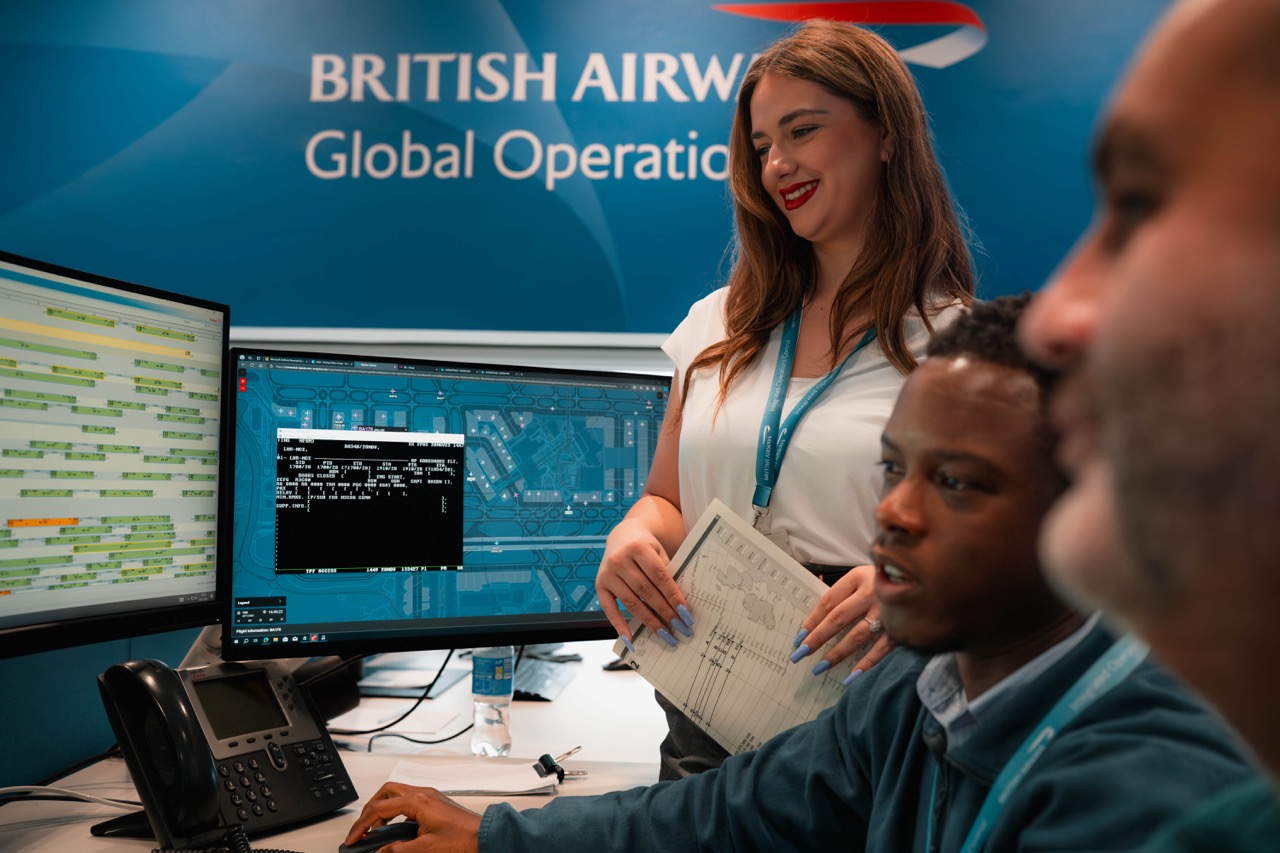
612;499;857;754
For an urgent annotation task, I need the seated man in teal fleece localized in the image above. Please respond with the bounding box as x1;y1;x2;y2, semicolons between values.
344;295;1261;853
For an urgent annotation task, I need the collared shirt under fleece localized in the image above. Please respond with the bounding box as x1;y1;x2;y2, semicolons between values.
477;622;1260;852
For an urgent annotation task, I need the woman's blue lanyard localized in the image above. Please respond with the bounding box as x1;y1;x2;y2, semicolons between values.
752;309;877;528
944;634;1150;852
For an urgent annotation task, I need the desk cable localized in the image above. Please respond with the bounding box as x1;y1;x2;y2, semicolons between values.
323;647;482;750
0;745;139;812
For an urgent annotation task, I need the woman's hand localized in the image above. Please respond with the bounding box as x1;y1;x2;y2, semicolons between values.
789;565;891;683
594;369;692;649
343;782;480;853
596;516;694;649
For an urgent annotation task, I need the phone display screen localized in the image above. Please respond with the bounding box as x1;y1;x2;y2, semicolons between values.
194;670;289;739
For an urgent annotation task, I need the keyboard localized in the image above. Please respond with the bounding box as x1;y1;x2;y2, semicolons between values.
513;658;576;702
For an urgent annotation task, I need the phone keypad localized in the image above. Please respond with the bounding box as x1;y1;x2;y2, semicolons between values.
218;755;279;823
217;738;353;828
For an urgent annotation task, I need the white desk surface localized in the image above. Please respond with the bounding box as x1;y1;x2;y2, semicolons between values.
0;639;666;853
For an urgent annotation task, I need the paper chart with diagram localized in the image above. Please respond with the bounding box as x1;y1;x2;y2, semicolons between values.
613;499;855;754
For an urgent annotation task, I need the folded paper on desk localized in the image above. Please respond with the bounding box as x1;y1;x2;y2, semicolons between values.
357;666;468;699
388;759;559;795
613;499;859;755
327;702;459;736
364;650;453;670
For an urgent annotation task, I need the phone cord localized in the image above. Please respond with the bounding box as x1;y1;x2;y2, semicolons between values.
150;824;306;853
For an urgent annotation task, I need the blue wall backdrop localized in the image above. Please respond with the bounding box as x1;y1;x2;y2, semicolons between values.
0;1;1171;334
0;0;1180;790
0;627;197;788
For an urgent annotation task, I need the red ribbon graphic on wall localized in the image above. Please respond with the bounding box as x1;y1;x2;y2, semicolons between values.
714;2;987;68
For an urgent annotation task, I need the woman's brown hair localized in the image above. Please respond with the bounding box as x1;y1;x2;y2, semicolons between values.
680;19;974;413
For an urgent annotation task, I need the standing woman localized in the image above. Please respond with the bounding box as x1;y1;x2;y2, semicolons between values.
596;19;974;779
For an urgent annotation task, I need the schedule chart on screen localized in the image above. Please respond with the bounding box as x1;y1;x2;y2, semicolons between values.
0;264;224;624
228;351;668;651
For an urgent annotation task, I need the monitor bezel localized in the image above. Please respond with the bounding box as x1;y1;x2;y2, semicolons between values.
0;249;231;660
221;344;669;662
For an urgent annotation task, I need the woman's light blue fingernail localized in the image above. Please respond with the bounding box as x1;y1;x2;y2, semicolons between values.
672;618;693;638
842;669;863;686
621;636;636;654
657;628;678;647
677;604;695;628
789;643;811;663
811;660;831;676
793;628;809;650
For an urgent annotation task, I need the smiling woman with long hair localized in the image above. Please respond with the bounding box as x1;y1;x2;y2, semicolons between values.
594;19;975;779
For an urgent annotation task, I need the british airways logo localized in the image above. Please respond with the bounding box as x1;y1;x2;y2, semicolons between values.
303;3;986;185
714;2;988;68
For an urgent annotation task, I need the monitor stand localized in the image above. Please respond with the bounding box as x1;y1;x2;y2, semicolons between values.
179;623;223;669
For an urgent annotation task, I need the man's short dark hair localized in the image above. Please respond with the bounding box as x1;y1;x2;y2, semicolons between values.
927;292;1057;402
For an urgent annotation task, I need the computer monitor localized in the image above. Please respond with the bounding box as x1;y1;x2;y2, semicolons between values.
0;251;230;659
223;346;669;661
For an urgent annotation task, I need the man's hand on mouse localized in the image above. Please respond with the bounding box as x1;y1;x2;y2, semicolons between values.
345;782;481;853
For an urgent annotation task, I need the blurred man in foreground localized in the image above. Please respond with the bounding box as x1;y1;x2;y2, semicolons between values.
1019;0;1280;848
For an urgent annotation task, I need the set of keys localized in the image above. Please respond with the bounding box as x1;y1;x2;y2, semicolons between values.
531;745;588;782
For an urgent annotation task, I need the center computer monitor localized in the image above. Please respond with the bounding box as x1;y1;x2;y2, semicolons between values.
222;346;669;661
0;250;230;659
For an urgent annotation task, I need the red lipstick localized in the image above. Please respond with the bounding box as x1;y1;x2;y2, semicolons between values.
780;180;817;211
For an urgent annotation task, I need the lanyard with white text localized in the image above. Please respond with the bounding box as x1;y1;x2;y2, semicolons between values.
957;634;1150;852
752;309;877;527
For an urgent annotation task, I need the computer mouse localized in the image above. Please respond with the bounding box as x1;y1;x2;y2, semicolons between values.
337;819;421;853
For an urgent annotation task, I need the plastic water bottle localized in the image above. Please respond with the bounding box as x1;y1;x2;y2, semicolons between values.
470;645;514;757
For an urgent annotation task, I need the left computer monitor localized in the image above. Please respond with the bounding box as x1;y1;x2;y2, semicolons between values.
0;251;230;659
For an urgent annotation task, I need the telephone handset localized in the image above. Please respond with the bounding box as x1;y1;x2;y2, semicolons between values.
96;657;357;850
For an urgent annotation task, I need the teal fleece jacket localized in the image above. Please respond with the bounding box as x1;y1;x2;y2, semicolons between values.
479;624;1259;852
